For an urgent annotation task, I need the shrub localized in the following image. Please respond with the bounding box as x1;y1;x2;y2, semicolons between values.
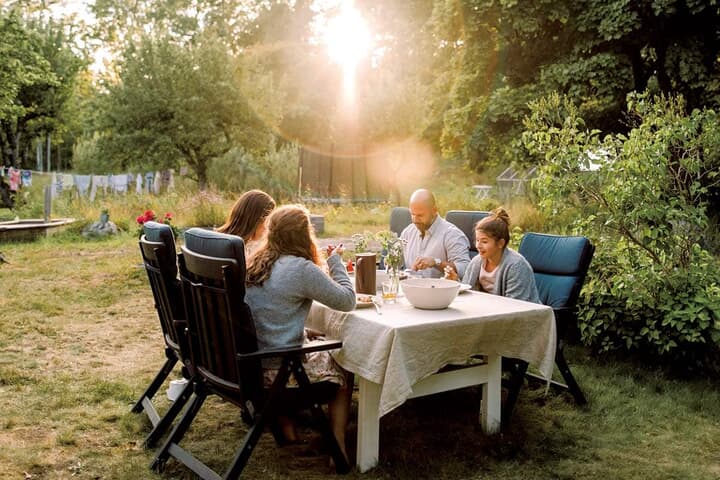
208;143;299;201
523;92;720;373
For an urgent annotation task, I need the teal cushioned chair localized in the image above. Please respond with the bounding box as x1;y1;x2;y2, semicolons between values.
503;233;595;422
389;206;412;237
444;210;490;258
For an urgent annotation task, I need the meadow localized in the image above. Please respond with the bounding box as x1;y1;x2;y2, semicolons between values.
1;181;719;479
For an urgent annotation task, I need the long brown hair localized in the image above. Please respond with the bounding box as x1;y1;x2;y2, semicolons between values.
246;205;321;286
475;207;511;247
216;190;276;242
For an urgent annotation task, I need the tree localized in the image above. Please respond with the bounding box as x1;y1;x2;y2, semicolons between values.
96;34;273;189
434;0;720;172
0;12;86;169
0;13;55;166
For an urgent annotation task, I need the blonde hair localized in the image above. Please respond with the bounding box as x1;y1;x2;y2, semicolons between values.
245;205;320;286
475;207;511;247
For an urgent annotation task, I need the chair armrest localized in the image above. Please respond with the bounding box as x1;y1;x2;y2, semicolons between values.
237;339;343;361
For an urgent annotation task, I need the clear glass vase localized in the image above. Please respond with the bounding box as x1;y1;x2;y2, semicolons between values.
383;265;401;303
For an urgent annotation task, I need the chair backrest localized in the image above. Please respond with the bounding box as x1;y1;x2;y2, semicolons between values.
389;207;412;237
444;210;490;258
518;233;595;309
139;222;184;355
142;221;178;280
180;228;261;405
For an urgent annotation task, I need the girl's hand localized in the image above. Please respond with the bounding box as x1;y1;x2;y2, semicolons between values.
444;265;458;281
326;243;344;257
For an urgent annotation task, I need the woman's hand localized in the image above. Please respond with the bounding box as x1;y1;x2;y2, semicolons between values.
444;265;459;281
326;243;344;258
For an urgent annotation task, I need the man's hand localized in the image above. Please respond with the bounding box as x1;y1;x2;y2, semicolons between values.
412;256;438;271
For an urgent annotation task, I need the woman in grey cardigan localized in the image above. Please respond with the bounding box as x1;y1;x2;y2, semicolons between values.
446;208;539;303
245;204;355;459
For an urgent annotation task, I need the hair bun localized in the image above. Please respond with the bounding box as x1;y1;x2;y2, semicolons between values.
492;207;510;225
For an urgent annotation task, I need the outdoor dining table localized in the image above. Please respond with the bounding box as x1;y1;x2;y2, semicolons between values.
306;288;557;472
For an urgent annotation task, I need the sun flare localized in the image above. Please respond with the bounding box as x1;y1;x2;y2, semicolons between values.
324;2;371;74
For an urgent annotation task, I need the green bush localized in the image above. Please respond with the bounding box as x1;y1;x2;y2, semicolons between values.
208;142;299;201
579;239;720;372
184;190;228;228
524;92;720;373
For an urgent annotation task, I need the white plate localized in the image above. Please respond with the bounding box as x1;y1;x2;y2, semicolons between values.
355;294;376;308
458;283;472;293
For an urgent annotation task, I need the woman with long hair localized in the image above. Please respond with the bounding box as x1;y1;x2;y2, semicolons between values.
446;207;539;302
245;204;355;458
216;189;276;257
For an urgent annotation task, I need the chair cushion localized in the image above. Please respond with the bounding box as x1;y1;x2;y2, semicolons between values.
389;207;412;237
519;233;593;275
143;221;178;278
444;210;490;255
184;228;246;265
534;272;580;308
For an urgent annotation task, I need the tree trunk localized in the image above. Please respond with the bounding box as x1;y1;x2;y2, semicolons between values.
46;134;51;172
12;130;21;167
197;158;208;191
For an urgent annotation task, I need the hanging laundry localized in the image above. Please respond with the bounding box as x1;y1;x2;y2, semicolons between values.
90;175;109;201
8;168;21;191
160;170;172;191
61;174;74;189
153;171;161;195
136;173;143;194
179;166;188;176
144;172;154;193
50;172;60;198
74;175;91;197
111;174;128;194
21;170;32;187
167;169;175;191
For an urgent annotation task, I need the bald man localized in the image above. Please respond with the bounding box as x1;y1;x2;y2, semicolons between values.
399;189;470;279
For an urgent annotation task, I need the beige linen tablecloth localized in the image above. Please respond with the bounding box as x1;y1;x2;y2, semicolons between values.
307;291;556;417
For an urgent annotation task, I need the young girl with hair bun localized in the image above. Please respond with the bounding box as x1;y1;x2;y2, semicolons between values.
445;207;539;303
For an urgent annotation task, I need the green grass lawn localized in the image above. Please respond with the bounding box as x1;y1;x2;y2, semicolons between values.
1;232;719;479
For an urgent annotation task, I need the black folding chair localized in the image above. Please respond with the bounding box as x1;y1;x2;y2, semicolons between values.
444;210;490;259
503;233;595;422
132;221;193;448
150;228;350;479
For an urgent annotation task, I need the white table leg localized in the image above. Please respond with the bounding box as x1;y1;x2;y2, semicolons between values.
481;354;502;433
356;377;381;472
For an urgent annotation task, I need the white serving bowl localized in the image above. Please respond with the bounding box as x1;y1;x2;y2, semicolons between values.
400;278;461;310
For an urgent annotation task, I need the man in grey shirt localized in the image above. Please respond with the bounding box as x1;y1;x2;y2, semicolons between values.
400;189;471;278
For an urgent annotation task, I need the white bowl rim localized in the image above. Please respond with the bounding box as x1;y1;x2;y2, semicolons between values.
400;278;460;289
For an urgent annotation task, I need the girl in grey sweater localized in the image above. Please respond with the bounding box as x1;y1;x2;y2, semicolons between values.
446;208;539;303
245;205;355;459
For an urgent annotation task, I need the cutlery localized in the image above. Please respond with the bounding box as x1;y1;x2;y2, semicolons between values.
371;297;383;315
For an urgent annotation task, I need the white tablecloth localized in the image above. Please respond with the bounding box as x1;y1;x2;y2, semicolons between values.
307;290;556;417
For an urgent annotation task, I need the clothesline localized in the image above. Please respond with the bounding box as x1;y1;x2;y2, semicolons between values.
0;167;176;200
